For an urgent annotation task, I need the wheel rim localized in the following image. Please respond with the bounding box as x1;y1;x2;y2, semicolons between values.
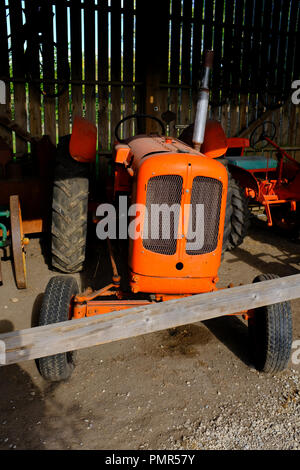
9;195;27;289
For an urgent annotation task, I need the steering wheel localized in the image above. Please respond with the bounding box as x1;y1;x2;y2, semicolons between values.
250;121;277;151
114;114;165;144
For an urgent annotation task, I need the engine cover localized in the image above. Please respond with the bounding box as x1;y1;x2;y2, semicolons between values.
126;136;228;294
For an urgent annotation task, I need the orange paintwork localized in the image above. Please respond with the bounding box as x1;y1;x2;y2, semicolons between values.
227;137;250;155
70;296;252;319
122;137;228;294
114;144;132;164
114;165;132;195
72;299;153;319
200;120;228;158
70;132;231;317
69;116;97;163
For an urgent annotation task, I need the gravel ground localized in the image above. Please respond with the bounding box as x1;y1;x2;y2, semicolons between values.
163;369;300;450
0;218;299;450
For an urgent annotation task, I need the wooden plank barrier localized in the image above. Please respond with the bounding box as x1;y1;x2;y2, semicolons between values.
0;274;300;366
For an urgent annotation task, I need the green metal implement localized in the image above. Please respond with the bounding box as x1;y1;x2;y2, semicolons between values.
0;209;10;248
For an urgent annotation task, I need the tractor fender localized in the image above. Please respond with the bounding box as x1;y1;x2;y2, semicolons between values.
201;120;228;158
227;163;260;199
69;116;97;163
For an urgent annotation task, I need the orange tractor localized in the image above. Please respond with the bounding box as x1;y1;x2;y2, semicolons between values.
36;51;293;382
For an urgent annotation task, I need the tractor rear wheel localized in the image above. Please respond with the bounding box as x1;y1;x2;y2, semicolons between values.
223;176;250;251
51;136;89;273
36;276;78;382
248;274;293;373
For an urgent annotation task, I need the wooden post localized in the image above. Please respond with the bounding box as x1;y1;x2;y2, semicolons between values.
110;0;122;146
0;2;12;148
43;2;56;145
9;0;27;154
0;274;299;366
136;0;169;134
123;0;134;137
70;0;83;121
56;0;70;138
84;0;96;124
98;0;109;151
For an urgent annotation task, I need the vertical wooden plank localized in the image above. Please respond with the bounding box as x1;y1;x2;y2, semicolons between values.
9;0;27;153
110;0;122;145
24;1;42;140
191;0;204;86
70;0;83;121
203;0;213;121
268;0;281;91
230;0;244;137
258;0;273;113
247;0;263;125
294;5;300;81
220;0;234;135
270;1;288;142
84;0;96;124
289;101;297;150
135;0;169;134
296;108;300;150
0;3;9;79
191;0;204;122
98;0;109;151
134;0;145;116
211;0;224;121
285;0;299;92
203;1;214;123
123;0;134;137
276;0;291;98
238;0;247;136
169;0;181;125
42;2;56;145
56;0;70;138
239;0;255;131
0;1;12;147
294;8;300;151
181;0;193;126
241;0;254;92
287;1;300;149
203;0;213;52
280;101;290;147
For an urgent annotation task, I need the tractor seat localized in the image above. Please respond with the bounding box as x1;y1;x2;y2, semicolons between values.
225;155;278;171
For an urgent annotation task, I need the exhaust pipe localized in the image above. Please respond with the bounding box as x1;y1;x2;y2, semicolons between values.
192;50;214;152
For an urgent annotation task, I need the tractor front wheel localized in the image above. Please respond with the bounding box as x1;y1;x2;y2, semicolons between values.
248;273;293;373
36;276;78;382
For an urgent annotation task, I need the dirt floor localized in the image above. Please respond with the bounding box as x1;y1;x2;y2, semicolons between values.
0;217;299;450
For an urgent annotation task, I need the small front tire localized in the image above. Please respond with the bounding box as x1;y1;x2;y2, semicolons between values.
36;276;78;382
248;274;293;373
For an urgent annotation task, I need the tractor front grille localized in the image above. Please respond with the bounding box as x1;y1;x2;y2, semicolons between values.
142;175;183;255
142;174;222;256
186;176;223;255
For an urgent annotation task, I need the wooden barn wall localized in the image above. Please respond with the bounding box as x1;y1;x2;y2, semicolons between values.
0;0;299;160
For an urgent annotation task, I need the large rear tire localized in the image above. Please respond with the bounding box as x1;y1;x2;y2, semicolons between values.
224;176;250;251
249;274;293;373
37;276;78;382
51;136;89;273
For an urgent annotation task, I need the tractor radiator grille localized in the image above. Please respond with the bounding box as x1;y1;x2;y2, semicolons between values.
143;175;183;255
186;176;223;255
